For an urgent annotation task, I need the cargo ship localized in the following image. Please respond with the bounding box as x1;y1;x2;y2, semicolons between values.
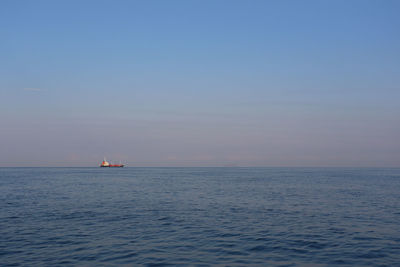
100;158;124;167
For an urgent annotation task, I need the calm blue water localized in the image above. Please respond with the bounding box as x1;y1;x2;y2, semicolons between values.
1;168;399;266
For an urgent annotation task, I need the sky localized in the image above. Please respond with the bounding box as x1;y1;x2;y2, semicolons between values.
1;0;399;167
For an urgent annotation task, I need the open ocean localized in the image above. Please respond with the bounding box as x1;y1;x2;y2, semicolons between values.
1;167;399;266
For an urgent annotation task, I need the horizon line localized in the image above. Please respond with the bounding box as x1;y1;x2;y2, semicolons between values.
1;166;399;168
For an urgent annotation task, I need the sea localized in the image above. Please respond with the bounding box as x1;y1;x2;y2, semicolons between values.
1;167;399;266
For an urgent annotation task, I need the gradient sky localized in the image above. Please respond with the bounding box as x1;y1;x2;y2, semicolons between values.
1;0;399;167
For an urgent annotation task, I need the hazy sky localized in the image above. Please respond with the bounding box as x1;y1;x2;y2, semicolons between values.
1;0;399;167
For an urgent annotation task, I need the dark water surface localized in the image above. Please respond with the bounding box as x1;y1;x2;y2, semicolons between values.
1;167;399;266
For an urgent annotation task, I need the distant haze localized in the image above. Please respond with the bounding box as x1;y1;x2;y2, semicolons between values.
1;0;399;167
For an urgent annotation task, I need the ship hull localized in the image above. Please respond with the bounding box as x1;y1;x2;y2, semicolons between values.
100;165;124;167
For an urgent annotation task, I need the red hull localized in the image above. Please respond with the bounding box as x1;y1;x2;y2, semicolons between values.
109;164;124;167
100;164;124;167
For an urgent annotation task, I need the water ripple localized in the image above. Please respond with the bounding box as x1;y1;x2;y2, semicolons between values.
1;167;400;266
